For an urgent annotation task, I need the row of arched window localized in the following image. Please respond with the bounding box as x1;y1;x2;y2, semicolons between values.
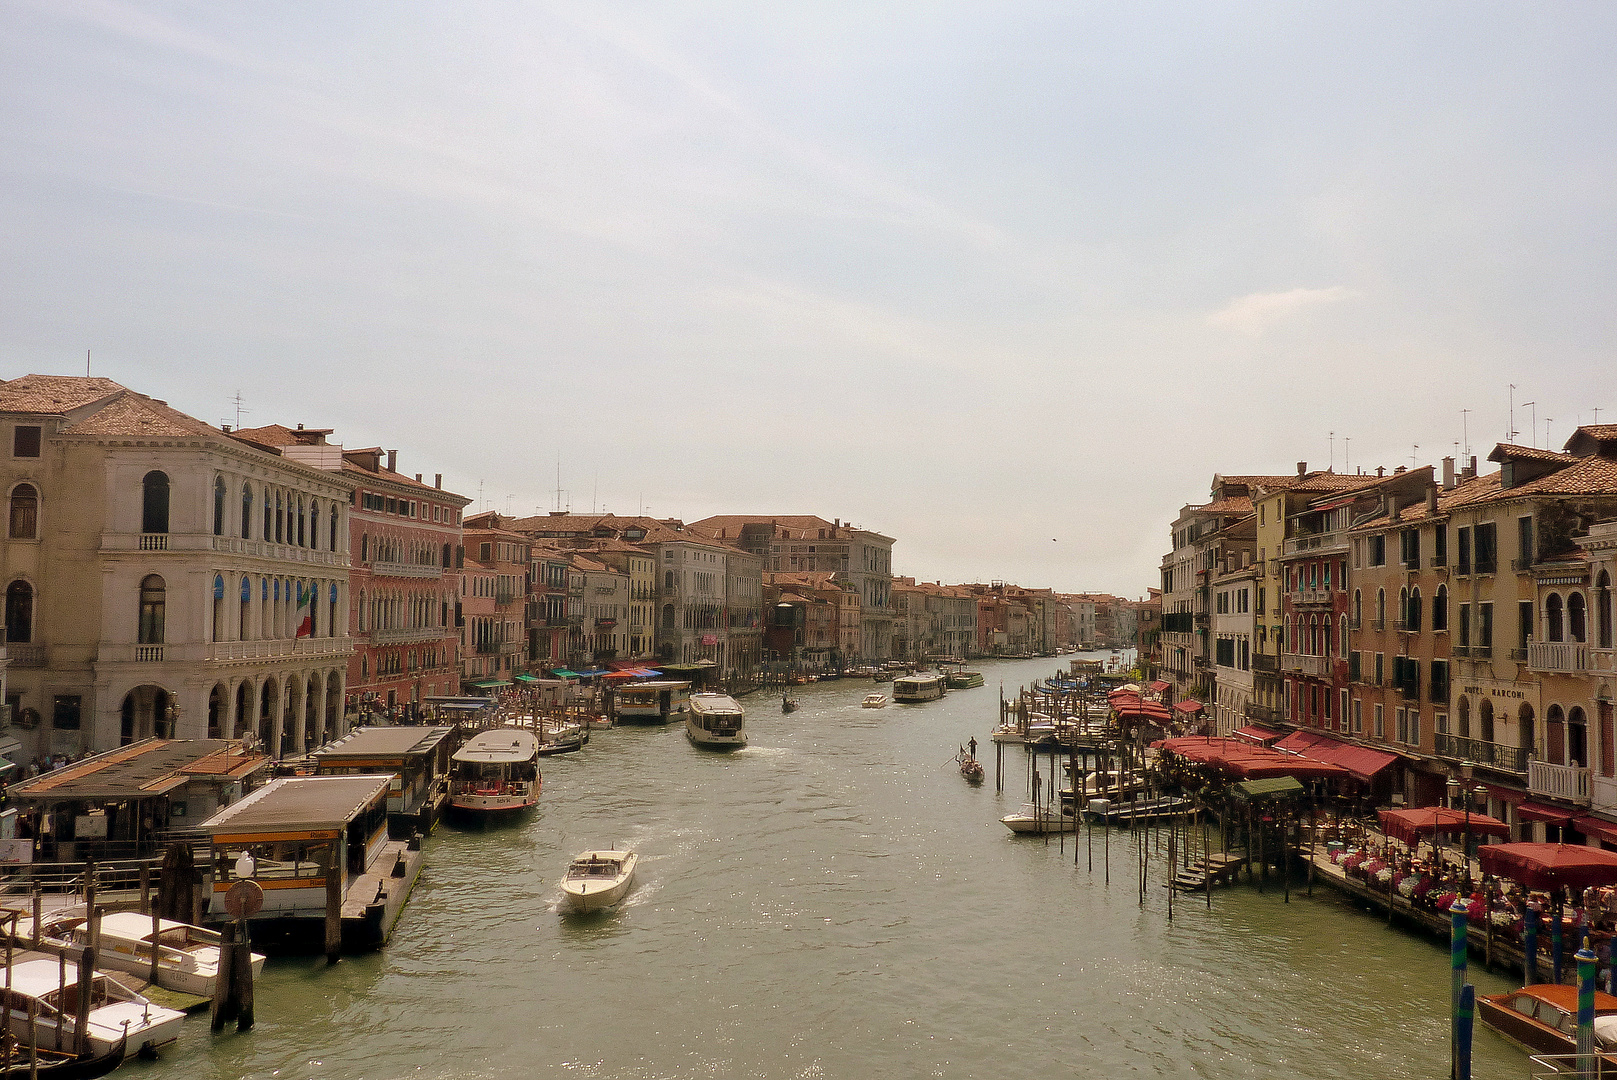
355;589;453;633
208;573;345;642
357;534;452;568
212;474;343;551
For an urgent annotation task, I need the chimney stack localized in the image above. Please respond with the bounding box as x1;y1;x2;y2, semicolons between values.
1296;461;1307;477
1442;456;1455;490
387;450;397;473
434;474;442;489
1425;484;1438;514
415;473;422;483
1377;466;1385;477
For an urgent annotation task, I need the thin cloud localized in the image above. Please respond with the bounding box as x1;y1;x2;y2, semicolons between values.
1208;286;1356;334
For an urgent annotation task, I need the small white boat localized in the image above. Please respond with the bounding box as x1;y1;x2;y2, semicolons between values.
1000;805;1078;834
450;728;541;814
560;849;639;913
45;911;264;998
2;958;186;1055
861;693;887;709
686;693;747;750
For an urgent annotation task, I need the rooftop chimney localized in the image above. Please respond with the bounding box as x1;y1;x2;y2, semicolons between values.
221;424;232;433
1425;484;1438;514
1377;466;1385;478
297;423;304;430
415;473;422;483
1296;461;1307;476
387;450;397;473
1442;456;1455;490
1394;465;1406;474
435;474;442;489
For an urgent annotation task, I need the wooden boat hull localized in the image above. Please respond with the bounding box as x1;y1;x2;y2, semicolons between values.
0;1036;126;1079
1001;813;1077;834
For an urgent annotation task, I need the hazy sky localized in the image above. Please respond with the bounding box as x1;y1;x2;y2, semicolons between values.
3;2;1613;595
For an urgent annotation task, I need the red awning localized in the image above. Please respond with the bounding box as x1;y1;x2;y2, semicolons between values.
1232;725;1283;746
1576;816;1617;846
1273;730;1397;783
1478;782;1525;804
1148;681;1170;693
1516;801;1577;824
1173;700;1204;714
1158;735;1350;782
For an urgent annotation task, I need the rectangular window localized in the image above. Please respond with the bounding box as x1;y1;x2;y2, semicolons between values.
1519;516;1534;567
1410;711;1421;746
1475;522;1497;574
1459;604;1471;647
1519;601;1533;649
1352;697;1363;734
1374;703;1385;739
1480;603;1494;647
1374;652;1384;685
52;695;81;730
1433;525;1447;566
12;426;40;457
1458;527;1472;574
1396;708;1408;745
1369;535;1386;566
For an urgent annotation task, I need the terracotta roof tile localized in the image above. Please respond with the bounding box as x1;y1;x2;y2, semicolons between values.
0;375;126;414
1487;442;1573;465
61;391;219;438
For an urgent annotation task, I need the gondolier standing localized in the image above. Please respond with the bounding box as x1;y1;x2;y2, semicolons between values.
967;736;978;759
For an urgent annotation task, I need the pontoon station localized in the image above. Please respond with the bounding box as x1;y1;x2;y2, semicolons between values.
311;725;457;837
199;774;424;952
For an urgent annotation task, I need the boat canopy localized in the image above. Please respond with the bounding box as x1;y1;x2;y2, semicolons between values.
454;729;541;764
514;673;542;684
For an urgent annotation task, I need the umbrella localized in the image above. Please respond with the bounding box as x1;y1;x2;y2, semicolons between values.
1377;807;1511;847
1477;843;1617;891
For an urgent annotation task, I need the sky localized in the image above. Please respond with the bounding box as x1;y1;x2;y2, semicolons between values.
2;2;1614;596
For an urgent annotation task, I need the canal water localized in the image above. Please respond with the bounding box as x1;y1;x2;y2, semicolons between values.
163;654;1529;1079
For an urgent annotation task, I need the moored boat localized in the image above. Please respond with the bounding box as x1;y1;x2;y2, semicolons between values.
944;666;984;689
43;911;264;998
560;849;639;913
1000;805;1077;834
687;692;747;750
861;693;887;709
1;959;185;1056
450;728;542;814
1478;983;1617;1056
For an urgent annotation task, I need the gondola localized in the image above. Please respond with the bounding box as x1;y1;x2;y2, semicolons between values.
957;753;984;784
781;693;799;714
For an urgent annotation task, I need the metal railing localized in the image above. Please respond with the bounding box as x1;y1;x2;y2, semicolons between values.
1434;733;1528;773
7;645;44;666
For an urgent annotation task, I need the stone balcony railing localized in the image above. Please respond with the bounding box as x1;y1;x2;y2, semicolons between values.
371;626;450;645
7;645;44;667
106;532;351;568
367;560;442;580
206;637;355;663
1528;760;1591;804
1594;774;1617;816
1528;641;1589;673
1281;652;1327;677
1283;534;1348;557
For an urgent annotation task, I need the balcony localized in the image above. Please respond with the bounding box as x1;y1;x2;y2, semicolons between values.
1512;557;1535;571
7;644;44;667
1347;616;1361;630
1434;734;1528;774
1370;619;1385;632
205;637;355;662
1294;588;1333;606
140;533;168;551
1528;641;1589;673
1508;647;1528;661
207;536;349;567
1251;653;1279;673
372;626;449;645
368;560;442;580
1472;645;1493;660
475;642;501;655
135;644;164;662
1283;534;1348;557
1245;703;1281;724
1281;652;1327;676
495;590;517;605
1529;760;1591;804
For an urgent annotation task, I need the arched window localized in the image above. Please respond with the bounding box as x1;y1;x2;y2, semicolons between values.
1433;584;1448;632
8;484;38;540
329;507;339;551
1547;703;1567;765
1352;589;1362;625
442;543;452;568
1547;593;1565;642
1339;614;1348;657
5;580;33;642
240;575;252;640
358;591;367;632
1376;589;1386;625
263;488;273;540
141;471;170;534
1398;588;1409;630
213;476;226;536
1569;592;1587;643
1599;571;1613;649
1408;587;1422;632
1457;695;1471;739
1570;705;1589;767
296;497;306;547
1479;697;1494;742
138;574;166;644
274;490;284;544
360;534;369;562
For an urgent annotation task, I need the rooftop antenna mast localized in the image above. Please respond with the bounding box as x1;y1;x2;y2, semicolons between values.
1546;418;1553;450
477;479;485;513
1522;401;1537;447
1461;409;1471;457
1328;431;1335;471
86;349;91;377
1508;384;1517;443
1344;436;1351;474
1411;444;1420;470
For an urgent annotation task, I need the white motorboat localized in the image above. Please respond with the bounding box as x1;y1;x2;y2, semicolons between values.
560;849;639;913
686;693;747;750
450;728;541;814
2;958;186;1055
1000;805;1078;834
861;693;887;709
44;910;265;998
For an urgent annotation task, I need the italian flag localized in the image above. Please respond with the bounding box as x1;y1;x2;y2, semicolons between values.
295;582;314;638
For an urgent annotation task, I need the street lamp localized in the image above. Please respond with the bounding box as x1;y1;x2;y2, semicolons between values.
1447;761;1482;891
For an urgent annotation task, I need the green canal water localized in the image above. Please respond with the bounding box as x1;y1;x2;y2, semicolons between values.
151;654;1529;1079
